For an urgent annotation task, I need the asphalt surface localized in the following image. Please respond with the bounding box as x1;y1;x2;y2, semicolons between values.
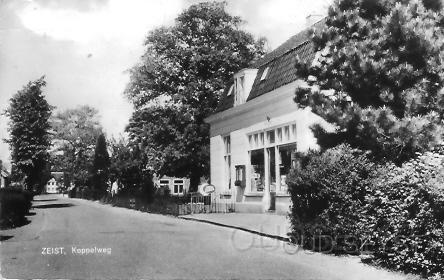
0;194;413;279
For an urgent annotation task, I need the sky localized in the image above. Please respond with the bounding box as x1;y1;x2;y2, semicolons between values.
0;0;331;169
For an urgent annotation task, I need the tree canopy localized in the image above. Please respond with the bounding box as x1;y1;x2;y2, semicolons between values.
125;2;266;188
295;0;444;163
50;105;103;187
5;77;53;192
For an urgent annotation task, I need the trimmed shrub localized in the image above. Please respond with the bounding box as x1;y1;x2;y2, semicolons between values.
0;187;33;229
288;144;376;253
287;144;444;278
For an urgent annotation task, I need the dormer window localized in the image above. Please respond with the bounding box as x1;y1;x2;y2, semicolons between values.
234;76;245;106
260;67;270;81
232;68;258;107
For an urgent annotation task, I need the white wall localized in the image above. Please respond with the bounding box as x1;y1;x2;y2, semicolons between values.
208;80;334;211
209;135;225;194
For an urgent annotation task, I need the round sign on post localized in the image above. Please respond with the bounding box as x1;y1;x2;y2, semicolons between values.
201;184;215;195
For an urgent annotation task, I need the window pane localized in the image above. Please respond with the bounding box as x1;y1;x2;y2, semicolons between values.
284;126;290;141
179;185;183;193
279;144;297;192
277;128;282;142
291;124;297;139
267;130;275;144
268;147;276;187
250;149;264;192
174;185;178;193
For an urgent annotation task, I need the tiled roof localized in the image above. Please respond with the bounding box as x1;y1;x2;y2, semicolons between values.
215;85;235;113
214;19;323;113
247;40;314;101
50;171;64;182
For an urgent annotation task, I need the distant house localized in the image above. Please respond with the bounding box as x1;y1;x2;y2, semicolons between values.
45;172;64;194
204;18;332;214
155;176;190;196
0;162;9;189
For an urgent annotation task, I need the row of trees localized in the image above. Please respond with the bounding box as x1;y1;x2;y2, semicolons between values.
4;2;267;195
4;77;111;197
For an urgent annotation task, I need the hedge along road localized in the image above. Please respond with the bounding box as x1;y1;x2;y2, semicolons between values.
1;194;411;280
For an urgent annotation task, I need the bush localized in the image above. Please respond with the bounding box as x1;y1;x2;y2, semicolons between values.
358;153;444;276
0;187;33;229
288;144;376;253
287;144;444;278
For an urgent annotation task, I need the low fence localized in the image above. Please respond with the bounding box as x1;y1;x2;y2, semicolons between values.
177;193;235;215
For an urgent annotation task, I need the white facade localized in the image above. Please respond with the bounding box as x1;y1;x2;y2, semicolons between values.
0;172;7;188
45;178;60;194
156;176;190;196
206;80;332;214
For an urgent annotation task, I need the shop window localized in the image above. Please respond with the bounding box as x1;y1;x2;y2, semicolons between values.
250;149;265;192
278;144;297;192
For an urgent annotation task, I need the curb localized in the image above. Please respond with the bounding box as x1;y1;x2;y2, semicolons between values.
179;216;291;242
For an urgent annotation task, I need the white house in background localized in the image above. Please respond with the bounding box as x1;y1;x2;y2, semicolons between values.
0;164;9;189
204;18;333;214
155;176;190;196
45;172;64;194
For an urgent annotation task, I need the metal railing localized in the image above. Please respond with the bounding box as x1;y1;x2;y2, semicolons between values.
177;192;235;215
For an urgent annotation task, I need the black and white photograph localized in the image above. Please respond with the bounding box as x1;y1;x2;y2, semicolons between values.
1;0;444;279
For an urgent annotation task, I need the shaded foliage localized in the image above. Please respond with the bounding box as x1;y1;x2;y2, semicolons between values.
90;134;110;199
108;137;155;204
295;0;444;163
125;2;266;189
0;188;33;229
50;105;103;187
5;77;53;193
288;144;444;277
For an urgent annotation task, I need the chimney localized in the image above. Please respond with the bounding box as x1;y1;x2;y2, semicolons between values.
305;14;324;28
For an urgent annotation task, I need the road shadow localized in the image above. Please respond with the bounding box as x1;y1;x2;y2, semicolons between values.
33;199;58;202
0;235;14;241
33;203;75;209
0;218;30;230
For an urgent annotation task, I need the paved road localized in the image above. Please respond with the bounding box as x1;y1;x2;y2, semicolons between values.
1;195;411;279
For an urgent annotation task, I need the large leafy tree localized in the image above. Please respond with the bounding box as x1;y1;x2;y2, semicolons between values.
5;77;53;192
295;0;444;163
50;105;103;187
125;2;266;189
108;137;154;202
